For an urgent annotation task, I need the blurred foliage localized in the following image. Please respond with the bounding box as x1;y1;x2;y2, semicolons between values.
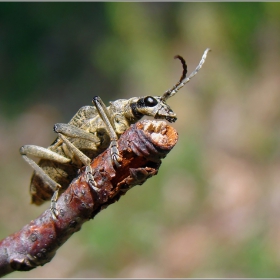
0;2;270;118
1;2;280;278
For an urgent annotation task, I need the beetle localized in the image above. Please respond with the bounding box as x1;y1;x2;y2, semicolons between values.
20;48;210;218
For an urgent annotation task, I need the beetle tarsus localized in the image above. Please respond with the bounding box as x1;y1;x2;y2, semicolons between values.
85;166;99;192
50;188;60;220
109;140;122;168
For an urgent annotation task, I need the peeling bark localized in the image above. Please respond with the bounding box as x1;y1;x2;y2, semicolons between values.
0;120;178;277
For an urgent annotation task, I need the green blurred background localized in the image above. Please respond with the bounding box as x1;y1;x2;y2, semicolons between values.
1;2;280;278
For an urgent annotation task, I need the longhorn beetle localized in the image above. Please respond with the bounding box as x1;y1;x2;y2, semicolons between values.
20;48;211;218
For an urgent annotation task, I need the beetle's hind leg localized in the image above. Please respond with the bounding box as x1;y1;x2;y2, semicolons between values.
20;145;71;219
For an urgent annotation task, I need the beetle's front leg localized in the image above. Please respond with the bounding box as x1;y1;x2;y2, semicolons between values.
109;139;122;168
92;96;122;168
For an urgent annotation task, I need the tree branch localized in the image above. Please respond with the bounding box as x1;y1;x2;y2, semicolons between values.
0;120;178;277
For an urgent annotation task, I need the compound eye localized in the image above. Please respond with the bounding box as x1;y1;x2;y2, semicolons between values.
144;96;158;107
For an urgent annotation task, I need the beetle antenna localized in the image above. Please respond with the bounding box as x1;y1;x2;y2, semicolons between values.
174;55;188;83
161;48;211;102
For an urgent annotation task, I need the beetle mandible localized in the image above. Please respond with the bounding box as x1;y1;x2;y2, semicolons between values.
20;48;211;218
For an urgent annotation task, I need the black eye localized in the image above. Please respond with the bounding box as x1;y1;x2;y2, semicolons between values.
144;96;158;107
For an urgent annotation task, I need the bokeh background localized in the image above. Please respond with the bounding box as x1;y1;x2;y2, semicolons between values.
1;2;280;278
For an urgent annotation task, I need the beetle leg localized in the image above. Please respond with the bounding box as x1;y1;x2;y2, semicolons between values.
53;123;100;144
55;133;91;166
20;154;62;193
53;124;100;192
20;146;72;219
19;146;68;193
92;96;122;168
50;188;60;220
53;122;103;165
57;133;99;193
20;145;71;163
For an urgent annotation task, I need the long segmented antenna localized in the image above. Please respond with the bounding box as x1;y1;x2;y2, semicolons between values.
161;48;211;102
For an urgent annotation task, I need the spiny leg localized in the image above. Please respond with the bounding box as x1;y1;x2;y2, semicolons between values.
92;96;122;168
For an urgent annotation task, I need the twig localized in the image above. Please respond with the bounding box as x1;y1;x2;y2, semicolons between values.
0;120;178;277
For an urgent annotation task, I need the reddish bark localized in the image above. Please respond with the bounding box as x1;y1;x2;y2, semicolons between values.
0;120;178;277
